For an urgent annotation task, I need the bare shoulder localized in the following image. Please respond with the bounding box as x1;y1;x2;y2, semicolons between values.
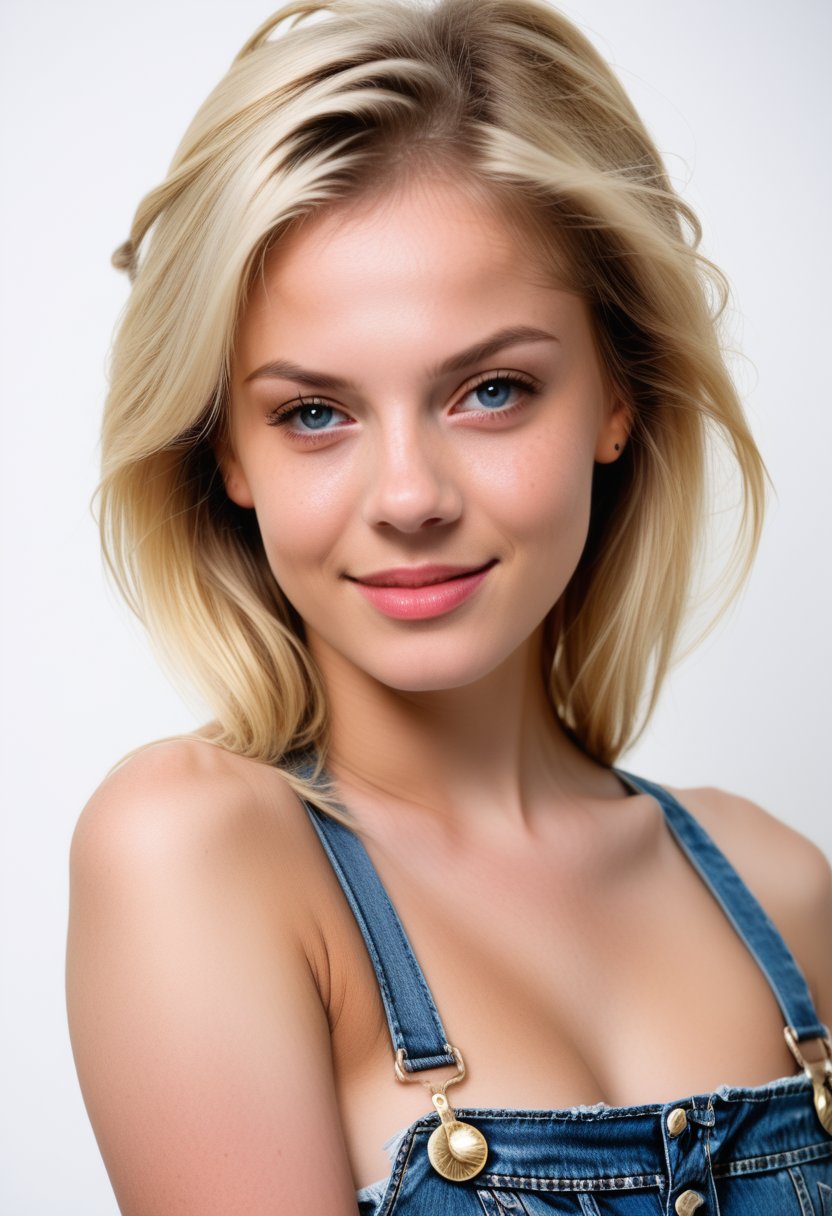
69;738;325;926
666;785;831;914
67;739;359;1212
69;736;324;983
669;784;832;1028
73;736;299;860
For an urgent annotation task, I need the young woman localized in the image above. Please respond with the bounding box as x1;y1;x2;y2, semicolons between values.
66;0;832;1212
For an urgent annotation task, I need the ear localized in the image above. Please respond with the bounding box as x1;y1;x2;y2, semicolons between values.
213;438;255;509
594;394;634;465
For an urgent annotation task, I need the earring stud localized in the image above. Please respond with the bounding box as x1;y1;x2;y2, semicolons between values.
614;443;621;452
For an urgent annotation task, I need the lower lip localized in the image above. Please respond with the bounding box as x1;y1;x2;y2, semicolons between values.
352;565;494;620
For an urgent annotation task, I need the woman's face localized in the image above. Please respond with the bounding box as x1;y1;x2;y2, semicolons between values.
225;176;628;693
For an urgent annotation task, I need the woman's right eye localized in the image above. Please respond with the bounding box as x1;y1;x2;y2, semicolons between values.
266;398;352;440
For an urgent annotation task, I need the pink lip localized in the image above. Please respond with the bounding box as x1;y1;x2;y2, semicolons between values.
347;561;496;620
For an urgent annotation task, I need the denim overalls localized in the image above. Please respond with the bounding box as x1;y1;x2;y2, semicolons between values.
300;768;832;1214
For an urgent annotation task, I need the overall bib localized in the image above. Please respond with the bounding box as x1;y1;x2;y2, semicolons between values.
299;768;832;1215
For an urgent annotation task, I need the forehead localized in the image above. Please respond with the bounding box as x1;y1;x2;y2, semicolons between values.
253;175;567;302
231;174;590;386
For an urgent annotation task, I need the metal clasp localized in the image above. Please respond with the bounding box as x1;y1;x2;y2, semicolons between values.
394;1043;466;1091
785;1025;832;1135
393;1044;488;1181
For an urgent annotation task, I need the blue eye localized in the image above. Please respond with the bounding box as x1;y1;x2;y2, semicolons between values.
267;397;349;435
458;372;539;414
296;404;335;429
474;379;514;409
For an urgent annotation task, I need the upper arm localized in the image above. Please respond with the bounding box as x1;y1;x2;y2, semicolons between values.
66;741;359;1216
674;785;832;1035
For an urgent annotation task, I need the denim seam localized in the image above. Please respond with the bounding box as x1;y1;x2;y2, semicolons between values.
372;879;451;1065
577;1194;602;1216
376;1129;418;1216
789;1165;814;1216
452;1106;665;1123
478;1173;663;1193
702;1099;721;1216
710;1084;807;1113
712;1139;832;1176
449;1078;811;1118
713;1077;811;1105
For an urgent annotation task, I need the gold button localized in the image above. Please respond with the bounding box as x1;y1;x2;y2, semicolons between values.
674;1190;705;1215
666;1107;688;1137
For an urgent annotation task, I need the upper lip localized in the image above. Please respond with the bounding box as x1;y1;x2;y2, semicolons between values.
348;560;496;587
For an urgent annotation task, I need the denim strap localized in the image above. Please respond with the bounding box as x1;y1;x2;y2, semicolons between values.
302;799;456;1072
616;770;828;1044
300;762;828;1071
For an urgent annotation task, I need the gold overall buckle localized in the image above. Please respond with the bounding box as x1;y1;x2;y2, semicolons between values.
785;1025;832;1135
394;1044;489;1181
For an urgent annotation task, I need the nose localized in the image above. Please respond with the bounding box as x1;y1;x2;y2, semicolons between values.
362;415;463;533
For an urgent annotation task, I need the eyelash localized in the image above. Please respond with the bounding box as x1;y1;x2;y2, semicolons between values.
455;370;541;418
265;398;349;446
265;370;541;443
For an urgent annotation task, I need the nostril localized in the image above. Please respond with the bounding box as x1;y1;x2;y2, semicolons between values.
377;517;445;528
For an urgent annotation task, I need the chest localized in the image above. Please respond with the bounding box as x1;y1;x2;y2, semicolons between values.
312;815;797;1189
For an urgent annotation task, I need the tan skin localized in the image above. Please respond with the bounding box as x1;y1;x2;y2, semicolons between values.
67;178;832;1215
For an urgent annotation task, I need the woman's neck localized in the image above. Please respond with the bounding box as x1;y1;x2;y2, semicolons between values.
308;627;623;836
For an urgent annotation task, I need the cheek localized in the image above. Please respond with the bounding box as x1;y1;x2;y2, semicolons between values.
249;457;355;588
485;425;596;555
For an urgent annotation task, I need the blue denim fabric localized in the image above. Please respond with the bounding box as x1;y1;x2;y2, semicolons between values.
354;1077;831;1214
296;762;832;1214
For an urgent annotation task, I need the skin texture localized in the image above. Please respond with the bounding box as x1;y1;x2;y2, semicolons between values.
67;178;832;1213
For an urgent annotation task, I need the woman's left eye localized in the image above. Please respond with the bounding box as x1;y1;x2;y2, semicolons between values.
455;372;539;415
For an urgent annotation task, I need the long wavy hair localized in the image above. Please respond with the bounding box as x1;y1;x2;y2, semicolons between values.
99;0;766;815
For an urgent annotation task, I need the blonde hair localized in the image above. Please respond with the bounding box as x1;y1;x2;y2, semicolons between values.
99;0;766;809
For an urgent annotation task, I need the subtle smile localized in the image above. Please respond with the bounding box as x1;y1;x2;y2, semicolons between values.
345;561;497;620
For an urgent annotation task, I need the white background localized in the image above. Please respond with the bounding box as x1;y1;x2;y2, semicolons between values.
1;0;830;1211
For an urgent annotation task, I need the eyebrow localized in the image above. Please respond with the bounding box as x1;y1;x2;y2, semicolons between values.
243;325;559;388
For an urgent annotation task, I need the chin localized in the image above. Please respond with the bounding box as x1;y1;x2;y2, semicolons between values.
375;670;487;694
361;643;521;695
